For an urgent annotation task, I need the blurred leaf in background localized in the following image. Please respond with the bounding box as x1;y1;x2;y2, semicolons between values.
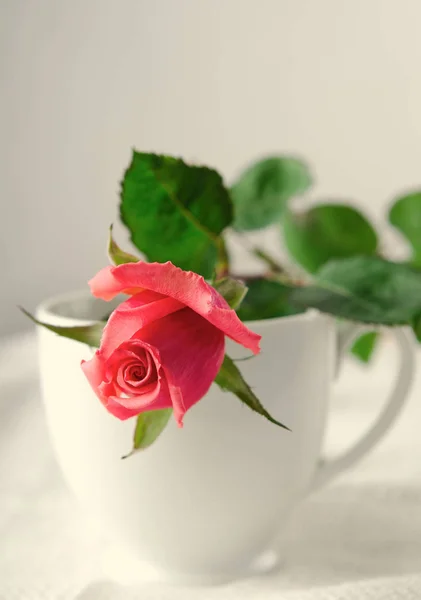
389;190;421;268
351;331;379;363
412;315;421;342
120;151;233;279
282;204;378;274
236;277;304;322
288;256;421;326
231;156;312;231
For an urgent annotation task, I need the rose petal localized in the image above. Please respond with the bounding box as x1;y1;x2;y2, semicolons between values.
81;352;109;411
102;397;141;420
87;265;144;301
134;307;225;426
82;345;172;420
100;292;185;359
89;262;260;354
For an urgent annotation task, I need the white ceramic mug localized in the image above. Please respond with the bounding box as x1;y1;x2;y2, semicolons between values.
36;291;415;585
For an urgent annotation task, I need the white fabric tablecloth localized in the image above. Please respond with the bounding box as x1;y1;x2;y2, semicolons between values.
1;330;421;599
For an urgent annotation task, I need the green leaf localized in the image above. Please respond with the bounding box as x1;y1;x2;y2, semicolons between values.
231;156;312;231
213;277;248;309
214;355;290;430
389;191;421;267
120;151;233;278
288;256;421;325
351;332;378;363
236;277;304;322
412;315;421;343
20;308;104;347
282;204;378;273
123;408;173;459
108;225;139;265
252;247;285;273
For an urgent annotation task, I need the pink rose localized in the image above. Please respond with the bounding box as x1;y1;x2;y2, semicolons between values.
81;261;261;425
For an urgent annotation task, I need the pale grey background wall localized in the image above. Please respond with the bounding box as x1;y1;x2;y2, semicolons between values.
2;0;421;335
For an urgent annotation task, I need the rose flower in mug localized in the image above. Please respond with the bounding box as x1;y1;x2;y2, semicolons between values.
81;260;261;426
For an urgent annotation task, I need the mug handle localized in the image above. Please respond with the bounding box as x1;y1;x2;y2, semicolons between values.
311;324;415;491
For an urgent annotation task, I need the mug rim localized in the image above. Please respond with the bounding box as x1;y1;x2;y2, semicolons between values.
35;288;319;329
